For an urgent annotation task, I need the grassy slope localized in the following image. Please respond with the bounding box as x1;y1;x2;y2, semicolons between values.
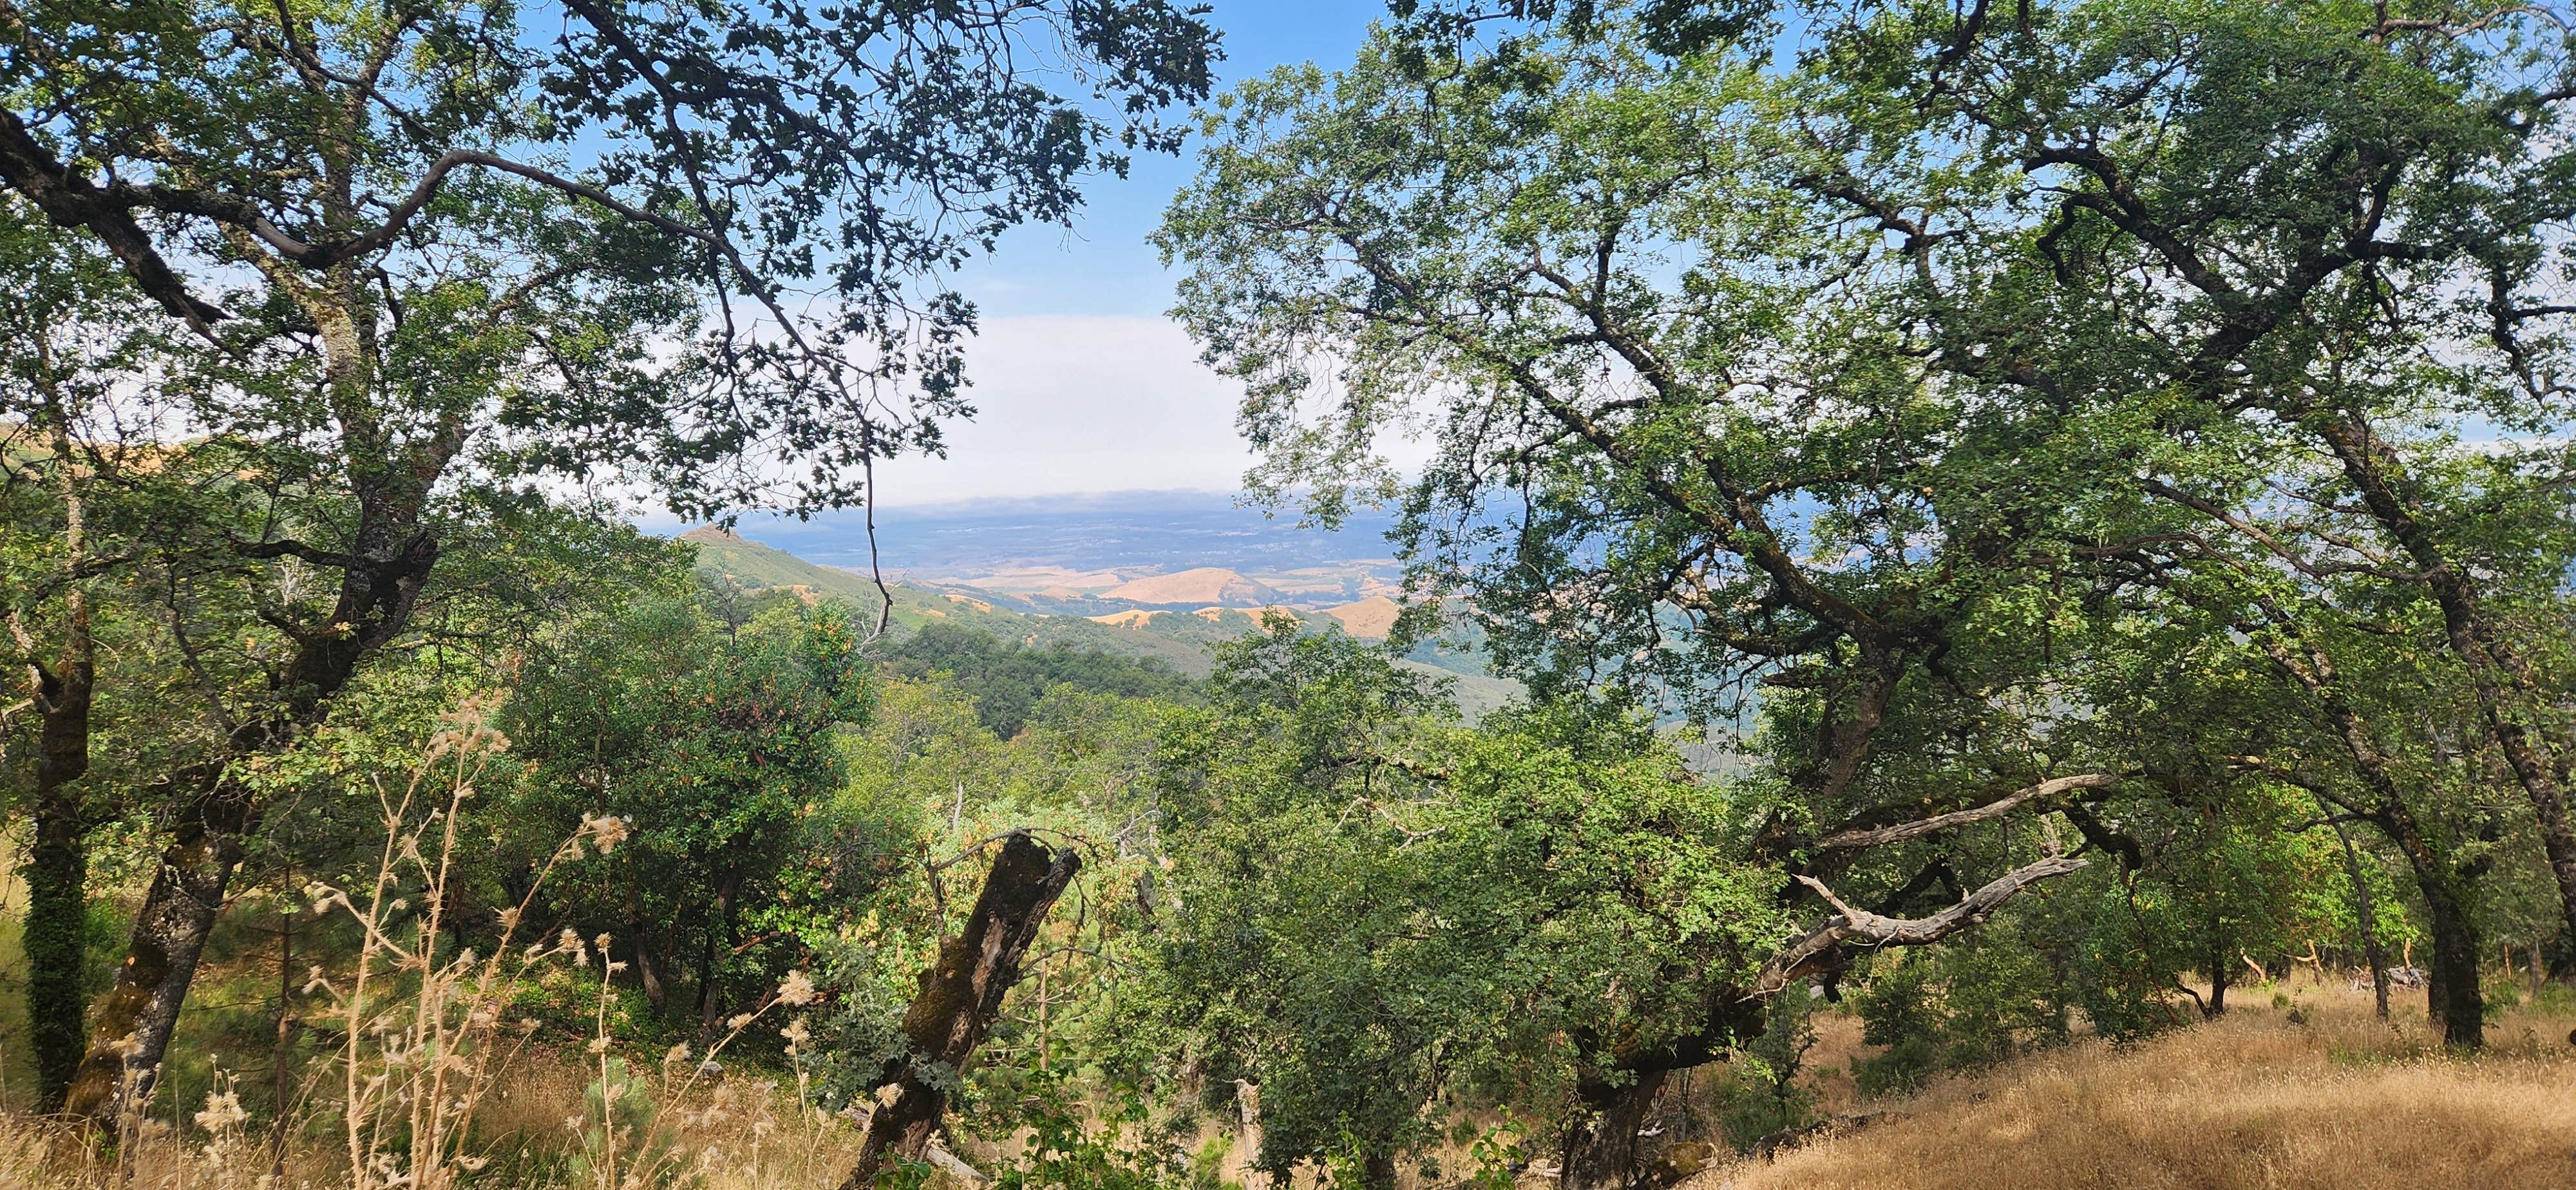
684;531;1524;713
1700;981;2576;1190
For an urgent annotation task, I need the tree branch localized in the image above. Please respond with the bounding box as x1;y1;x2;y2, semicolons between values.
1815;773;2119;851
1750;855;2088;997
0;111;229;330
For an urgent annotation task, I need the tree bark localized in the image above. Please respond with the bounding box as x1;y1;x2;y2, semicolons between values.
61;770;258;1120
17;410;98;1111
840;832;1077;1190
2418;874;2486;1048
23;640;93;1109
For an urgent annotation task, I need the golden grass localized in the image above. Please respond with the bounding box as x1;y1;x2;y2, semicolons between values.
0;1048;867;1190
1701;983;2576;1190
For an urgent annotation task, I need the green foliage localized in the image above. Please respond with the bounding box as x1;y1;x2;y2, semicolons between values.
509;964;654;1044
3;0;1220;516
977;1056;1197;1190
794;930;921;1115
1130;626;1784;1176
879;622;1199;738
782;657;1184;1117
1712;992;1819;1149
15;3;2576;1184
1850;916;2082;1095
499;587;865;1031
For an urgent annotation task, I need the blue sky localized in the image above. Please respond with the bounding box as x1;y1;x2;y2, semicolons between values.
857;2;1389;507
964;2;1383;319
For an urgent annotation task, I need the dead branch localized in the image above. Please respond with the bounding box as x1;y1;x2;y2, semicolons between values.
1750;855;2088;997
1815;773;2119;851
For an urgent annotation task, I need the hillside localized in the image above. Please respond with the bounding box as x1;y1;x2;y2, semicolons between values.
1694;983;2576;1190
1100;567;1283;607
681;525;885;601
1320;594;1403;639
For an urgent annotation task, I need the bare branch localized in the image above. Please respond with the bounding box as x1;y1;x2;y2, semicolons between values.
1750;855;2088;997
1815;773;2119;851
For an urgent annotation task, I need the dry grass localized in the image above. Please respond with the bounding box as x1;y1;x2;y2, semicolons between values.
6;970;2573;1189
0;1053;864;1190
1700;982;2576;1190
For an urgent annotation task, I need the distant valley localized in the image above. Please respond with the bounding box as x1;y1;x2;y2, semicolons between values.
677;493;1520;715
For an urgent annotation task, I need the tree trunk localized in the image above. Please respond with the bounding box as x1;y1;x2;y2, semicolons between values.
61;773;258;1120
2203;954;2230;1019
24;759;91;1111
2328;815;2391;1018
696;867;741;1046
625;887;668;1015
64;531;439;1123
840;833;1077;1190
20;415;97;1111
2244;607;2481;1047
2315;415;2576;983
2418;878;2485;1049
1561;1070;1668;1190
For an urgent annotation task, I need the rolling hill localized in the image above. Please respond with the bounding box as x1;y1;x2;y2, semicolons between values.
1099;567;1284;607
1318;595;1403;639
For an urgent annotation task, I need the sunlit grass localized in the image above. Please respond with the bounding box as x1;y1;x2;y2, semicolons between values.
1706;981;2576;1190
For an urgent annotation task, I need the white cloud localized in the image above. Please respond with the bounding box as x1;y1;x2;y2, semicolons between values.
871;314;1255;507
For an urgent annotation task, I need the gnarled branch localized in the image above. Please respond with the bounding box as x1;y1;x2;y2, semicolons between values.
1750;855;2088;997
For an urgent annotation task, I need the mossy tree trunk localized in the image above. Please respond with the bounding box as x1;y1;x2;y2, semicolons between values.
840;832;1077;1189
23;627;93;1110
17;410;97;1112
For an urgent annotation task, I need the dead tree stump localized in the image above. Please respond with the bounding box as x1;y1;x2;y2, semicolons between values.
838;831;1079;1190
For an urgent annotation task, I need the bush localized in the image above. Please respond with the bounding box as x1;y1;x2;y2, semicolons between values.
1853;1033;1948;1098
